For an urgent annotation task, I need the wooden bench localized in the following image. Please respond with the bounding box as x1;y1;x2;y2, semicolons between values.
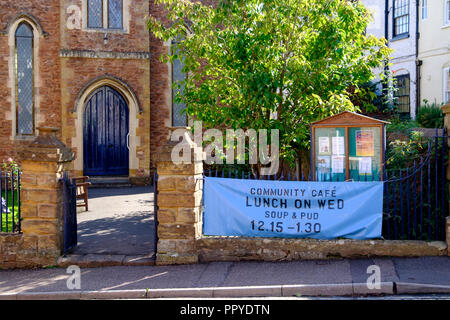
73;176;91;211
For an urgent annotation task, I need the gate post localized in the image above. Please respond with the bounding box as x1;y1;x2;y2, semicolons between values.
155;129;203;265
442;103;450;256
16;127;75;267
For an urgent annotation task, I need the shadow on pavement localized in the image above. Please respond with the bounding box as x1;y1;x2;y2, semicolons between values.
73;187;156;256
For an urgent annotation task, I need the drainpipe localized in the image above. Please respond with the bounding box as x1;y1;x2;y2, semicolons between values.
384;0;390;109
415;0;421;117
385;0;389;42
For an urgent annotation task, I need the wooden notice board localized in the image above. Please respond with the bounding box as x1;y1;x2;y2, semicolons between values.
310;112;389;182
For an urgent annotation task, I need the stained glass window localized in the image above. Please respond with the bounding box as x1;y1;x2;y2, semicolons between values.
15;23;34;135
108;0;123;29
88;0;103;28
88;0;123;30
172;43;187;127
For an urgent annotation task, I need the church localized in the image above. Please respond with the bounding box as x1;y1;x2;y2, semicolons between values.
0;0;185;185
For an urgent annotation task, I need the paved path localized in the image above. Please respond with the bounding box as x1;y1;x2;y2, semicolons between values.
73;187;155;256
0;257;449;298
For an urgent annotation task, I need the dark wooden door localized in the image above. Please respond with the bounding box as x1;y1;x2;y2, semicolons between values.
84;86;129;176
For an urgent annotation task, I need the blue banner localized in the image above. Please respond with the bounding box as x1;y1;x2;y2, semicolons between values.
203;177;384;240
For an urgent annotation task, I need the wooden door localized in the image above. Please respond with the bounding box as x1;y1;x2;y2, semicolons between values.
83;86;129;176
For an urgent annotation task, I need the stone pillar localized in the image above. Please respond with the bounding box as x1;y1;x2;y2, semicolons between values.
442;103;450;256
16;127;75;267
155;129;203;265
447;217;450;257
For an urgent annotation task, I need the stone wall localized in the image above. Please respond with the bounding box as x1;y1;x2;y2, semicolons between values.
149;0;217;169
197;238;447;262
149;0;172;169
155;132;203;265
154;129;449;265
0;1;152;184
60;0;151;183
0;128;74;269
0;1;61;162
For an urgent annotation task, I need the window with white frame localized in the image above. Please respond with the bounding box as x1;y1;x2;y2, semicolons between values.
421;0;427;20
393;0;410;37
444;67;450;104
87;0;123;30
446;0;450;25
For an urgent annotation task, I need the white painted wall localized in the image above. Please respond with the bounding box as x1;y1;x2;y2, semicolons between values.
360;0;387;96
387;0;419;118
361;0;419;118
418;0;450;105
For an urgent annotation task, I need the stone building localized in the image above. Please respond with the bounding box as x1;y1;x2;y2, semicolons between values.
0;0;182;184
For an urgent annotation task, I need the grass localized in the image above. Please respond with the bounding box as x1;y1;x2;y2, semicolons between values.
1;190;20;233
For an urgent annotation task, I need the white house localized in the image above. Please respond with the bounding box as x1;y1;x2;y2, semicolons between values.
361;0;419;118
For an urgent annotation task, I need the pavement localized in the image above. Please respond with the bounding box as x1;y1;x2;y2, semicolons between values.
0;257;449;299
1;187;449;300
74;186;156;256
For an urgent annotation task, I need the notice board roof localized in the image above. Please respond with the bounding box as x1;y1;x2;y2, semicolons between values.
310;111;390;127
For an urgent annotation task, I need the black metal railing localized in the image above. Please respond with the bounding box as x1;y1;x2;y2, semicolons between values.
0;169;21;233
383;132;448;241
203;132;448;241
62;172;77;255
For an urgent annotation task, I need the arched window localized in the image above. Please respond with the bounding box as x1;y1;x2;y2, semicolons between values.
171;40;187;127
15;22;34;135
394;74;410;114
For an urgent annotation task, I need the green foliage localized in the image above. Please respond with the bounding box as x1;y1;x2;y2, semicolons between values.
1;191;19;232
416;101;444;128
386;117;419;135
149;0;392;166
385;131;428;170
1;157;20;173
351;79;393;114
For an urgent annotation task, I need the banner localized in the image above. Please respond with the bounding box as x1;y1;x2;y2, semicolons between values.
203;177;384;240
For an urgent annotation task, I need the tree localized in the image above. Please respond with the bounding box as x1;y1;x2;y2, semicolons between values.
149;0;392;170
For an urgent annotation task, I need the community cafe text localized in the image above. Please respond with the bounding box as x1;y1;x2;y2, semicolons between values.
246;186;345;213
203;177;384;240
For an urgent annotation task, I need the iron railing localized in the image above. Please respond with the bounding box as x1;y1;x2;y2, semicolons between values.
383;132;448;241
0;169;21;233
62;172;77;255
203;132;448;241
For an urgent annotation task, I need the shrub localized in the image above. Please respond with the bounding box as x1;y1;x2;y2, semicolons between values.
385;131;428;170
386;118;419;135
416;101;444;128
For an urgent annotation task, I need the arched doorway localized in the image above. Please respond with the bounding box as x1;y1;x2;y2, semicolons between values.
83;86;129;176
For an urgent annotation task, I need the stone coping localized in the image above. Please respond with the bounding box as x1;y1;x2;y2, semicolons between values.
196;237;448;262
57;254;156;268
